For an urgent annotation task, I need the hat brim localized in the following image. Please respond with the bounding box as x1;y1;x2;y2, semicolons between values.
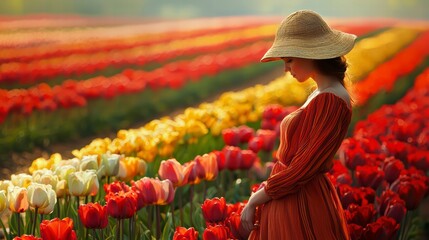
261;30;357;62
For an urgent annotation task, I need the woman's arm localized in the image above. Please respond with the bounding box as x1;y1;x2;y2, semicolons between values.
240;187;271;234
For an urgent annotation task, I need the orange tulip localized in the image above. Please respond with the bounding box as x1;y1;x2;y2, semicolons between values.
8;186;29;213
13;235;42;240
194;153;218;181
158;158;190;187
173;227;199;240
201;197;228;224
39;217;77;240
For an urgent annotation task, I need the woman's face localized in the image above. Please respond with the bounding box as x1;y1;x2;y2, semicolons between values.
281;57;315;82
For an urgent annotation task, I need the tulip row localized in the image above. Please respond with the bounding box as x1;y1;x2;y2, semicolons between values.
354;30;429;105
0;25;278;85
0;21;275;64
70;74;312;162
0;40;273;120
5;55;426;239
68;25;423;163
0;22;384;123
347;27;421;83
0;16;277;53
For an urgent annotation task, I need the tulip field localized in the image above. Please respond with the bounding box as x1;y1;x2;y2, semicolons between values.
0;15;429;240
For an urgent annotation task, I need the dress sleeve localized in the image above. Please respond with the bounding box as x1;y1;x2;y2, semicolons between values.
264;92;352;199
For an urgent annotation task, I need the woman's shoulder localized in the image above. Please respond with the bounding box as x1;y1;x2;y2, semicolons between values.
316;86;351;109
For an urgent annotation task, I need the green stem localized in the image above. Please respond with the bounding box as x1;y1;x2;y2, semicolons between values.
190;185;194;226
57;197;61;218
202;181;207;201
116;219;121;240
170;200;175;229
179;188;183;226
0;218;10;240
129;215;134;240
100;228;104;240
32;207;38;235
156;205;161;240
93;229;99;240
16;212;21;237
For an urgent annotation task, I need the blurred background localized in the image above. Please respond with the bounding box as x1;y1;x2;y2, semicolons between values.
0;0;428;19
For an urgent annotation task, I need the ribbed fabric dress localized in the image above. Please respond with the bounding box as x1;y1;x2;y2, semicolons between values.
248;92;351;240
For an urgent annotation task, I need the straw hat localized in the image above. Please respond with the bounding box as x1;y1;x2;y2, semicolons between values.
261;10;356;62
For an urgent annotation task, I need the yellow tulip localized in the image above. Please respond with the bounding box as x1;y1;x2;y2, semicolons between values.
11;173;33;188
118;157;147;182
0;180;13;192
0;190;7;214
55;180;68;198
7;186;28;213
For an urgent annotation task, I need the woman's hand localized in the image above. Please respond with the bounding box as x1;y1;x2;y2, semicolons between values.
240;203;256;235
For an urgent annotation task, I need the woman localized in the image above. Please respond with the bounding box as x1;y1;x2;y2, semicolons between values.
240;10;356;240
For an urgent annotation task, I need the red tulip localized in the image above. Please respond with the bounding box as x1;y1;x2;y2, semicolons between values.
106;191;137;219
340;146;368;170
240;150;257;169
355;165;385;190
39;217;77;240
336;184;363;209
222;128;240;146
382;157;404;184
248;137;264;153
78;202;108;229
255;129;277;152
225;212;247;239
347;223;363;240
237;125;255;143
390;175;428;210
223;146;242;170
13;235;42;240
201;197;228;224
103;181;130;195
228;202;246;216
132;177;175;205
211;150;226;171
173;227;199;240
346;204;377;227
407;150;429;172
202;225;229;240
384;198;407;224
361;216;399;240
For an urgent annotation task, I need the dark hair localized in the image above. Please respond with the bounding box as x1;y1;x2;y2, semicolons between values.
313;56;348;87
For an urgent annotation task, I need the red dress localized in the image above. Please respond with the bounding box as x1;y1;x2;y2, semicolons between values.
249;92;351;240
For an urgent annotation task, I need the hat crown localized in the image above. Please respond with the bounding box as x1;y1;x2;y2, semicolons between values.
277;10;332;40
